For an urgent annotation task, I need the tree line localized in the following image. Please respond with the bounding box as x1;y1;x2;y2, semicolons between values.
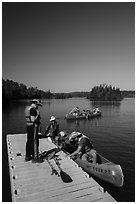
2;79;74;103
2;79;134;104
87;84;123;101
2;79;50;101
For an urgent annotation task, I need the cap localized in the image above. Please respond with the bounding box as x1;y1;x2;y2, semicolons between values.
69;131;82;140
50;116;56;121
30;99;42;106
59;131;67;137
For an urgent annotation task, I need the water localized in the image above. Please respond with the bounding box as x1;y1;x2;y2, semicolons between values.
2;97;135;201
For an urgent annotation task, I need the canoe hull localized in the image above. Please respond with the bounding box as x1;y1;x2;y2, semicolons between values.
75;157;124;187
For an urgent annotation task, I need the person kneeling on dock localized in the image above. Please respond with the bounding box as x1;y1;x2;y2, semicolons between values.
45;116;60;142
69;132;97;163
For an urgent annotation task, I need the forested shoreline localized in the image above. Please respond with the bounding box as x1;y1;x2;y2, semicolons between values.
2;79;135;104
87;84;123;101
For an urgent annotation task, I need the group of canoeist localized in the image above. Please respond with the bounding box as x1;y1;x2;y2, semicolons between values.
24;99;99;164
65;106;101;119
68;106;100;117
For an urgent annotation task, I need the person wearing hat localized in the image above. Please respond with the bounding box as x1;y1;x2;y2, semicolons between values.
55;131;69;147
69;132;96;163
25;99;42;161
44;116;60;142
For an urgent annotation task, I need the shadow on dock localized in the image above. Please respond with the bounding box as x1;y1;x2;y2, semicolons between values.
40;147;73;183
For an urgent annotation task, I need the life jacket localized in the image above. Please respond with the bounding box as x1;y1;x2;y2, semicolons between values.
25;106;34;126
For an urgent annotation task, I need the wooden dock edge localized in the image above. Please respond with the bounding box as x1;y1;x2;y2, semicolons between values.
6;134;18;201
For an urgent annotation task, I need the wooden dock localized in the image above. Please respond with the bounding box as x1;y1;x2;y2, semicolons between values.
7;134;116;202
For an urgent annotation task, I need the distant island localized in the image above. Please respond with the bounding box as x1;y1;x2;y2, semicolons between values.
2;79;135;104
87;84;123;101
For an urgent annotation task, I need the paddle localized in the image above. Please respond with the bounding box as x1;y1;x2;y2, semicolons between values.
53;155;73;183
68;107;77;115
39;147;61;159
39;148;73;183
46;157;60;176
33;125;39;160
38;149;60;176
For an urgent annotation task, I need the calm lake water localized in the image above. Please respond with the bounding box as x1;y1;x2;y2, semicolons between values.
2;97;135;202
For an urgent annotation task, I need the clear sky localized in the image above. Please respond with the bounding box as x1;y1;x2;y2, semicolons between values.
2;2;135;92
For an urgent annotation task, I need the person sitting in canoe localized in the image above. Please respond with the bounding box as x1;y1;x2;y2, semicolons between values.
69;132;97;163
86;110;92;118
93;107;100;114
82;109;86;116
72;106;80;116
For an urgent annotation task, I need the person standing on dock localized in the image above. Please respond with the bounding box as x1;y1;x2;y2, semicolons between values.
25;99;42;162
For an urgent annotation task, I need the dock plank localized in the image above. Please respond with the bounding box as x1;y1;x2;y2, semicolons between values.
7;134;116;202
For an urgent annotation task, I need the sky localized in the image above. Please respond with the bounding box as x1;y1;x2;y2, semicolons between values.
2;2;135;92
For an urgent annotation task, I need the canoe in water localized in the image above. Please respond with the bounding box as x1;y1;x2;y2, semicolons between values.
65;111;101;120
74;153;124;187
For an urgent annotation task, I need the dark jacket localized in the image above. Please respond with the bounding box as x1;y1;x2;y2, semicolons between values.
45;121;59;137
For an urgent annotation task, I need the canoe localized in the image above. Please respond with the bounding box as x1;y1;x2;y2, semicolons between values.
65;111;101;120
51;135;124;187
74;153;124;187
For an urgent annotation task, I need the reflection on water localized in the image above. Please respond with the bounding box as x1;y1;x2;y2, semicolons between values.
91;100;121;106
66;116;102;131
90;101;121;116
2;98;135;202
